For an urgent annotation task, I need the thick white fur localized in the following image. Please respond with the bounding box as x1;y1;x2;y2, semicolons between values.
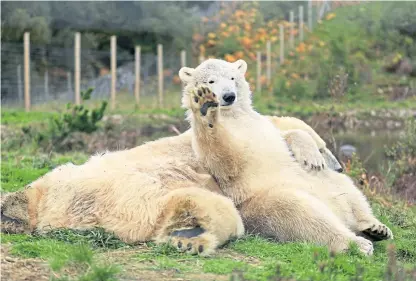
1;60;380;256
1;114;336;255
1;132;244;256
182;59;393;255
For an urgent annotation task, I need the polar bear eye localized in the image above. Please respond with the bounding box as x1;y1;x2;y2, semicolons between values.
231;77;235;80
209;80;215;84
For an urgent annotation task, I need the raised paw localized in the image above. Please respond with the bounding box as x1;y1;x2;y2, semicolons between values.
190;86;219;118
361;223;393;242
168;228;217;256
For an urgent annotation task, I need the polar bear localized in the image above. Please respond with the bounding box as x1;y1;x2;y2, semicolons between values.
180;59;393;255
1;131;244;255
2;115;341;256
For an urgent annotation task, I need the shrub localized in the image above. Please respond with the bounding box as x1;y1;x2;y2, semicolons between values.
37;88;107;150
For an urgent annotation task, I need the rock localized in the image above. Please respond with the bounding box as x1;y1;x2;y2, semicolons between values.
339;144;357;159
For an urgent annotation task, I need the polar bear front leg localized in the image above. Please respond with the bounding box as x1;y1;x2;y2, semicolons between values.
240;188;374;256
187;86;243;180
347;189;394;241
154;188;244;256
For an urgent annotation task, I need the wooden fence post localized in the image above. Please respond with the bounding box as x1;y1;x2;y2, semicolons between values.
256;51;261;93
308;0;313;32
17;64;23;103
111;35;117;110
157;44;164;107
180;50;186;67
74;32;81;105
135;45;141;106
67;72;72;96
180;50;186;89
280;25;285;65
266;41;271;86
317;1;321;21
299;6;304;42
199;55;205;64
44;70;49;98
24;32;30;111
290;11;294;49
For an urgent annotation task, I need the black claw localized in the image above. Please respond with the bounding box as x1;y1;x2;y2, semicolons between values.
194;96;199;103
198;245;204;253
178;241;182;249
317;166;321;171
304;160;307;166
198;89;203;96
186;243;192;250
208;124;213;128
322;164;325;169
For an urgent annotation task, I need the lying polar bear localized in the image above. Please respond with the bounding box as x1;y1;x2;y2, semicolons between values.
180;59;393;256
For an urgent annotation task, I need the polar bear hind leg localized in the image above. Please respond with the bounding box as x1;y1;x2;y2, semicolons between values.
153;187;244;256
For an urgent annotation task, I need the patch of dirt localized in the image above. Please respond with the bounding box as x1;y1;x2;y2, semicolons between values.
99;247;237;281
1;245;51;281
1;243;246;281
217;248;262;265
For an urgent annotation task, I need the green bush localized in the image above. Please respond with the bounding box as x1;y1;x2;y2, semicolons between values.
37;88;107;150
379;2;416;58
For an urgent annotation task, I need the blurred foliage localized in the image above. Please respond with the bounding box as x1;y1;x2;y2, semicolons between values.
1;2;203;51
195;2;416;102
194;2;305;91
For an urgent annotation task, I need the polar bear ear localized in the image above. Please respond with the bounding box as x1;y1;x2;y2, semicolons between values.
179;67;195;84
233;59;247;75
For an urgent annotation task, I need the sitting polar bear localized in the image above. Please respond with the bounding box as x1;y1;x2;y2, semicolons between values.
1;59;390;256
179;59;393;256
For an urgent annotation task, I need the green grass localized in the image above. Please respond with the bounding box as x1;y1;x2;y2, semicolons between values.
2;111;416;281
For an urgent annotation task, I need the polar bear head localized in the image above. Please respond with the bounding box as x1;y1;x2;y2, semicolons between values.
179;59;252;110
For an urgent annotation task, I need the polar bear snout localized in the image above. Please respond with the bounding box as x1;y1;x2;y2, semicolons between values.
222;92;236;106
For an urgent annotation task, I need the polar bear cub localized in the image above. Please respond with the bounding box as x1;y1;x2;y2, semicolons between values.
180;59;393;255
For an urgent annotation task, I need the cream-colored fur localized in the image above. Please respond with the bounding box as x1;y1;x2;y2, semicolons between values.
1;115;335;255
1;132;244;256
181;59;393;256
0;60;374;256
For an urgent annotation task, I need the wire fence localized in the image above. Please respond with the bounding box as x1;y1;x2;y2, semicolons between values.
1;42;189;107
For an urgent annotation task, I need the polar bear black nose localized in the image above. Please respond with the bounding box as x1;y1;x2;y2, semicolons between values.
223;92;236;104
